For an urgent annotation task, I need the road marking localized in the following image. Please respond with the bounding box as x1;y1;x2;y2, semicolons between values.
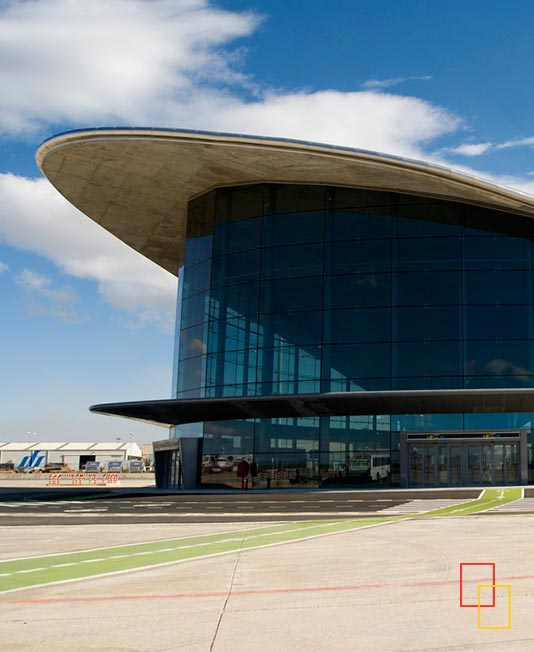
6;573;534;605
0;525;263;562
0;518;398;595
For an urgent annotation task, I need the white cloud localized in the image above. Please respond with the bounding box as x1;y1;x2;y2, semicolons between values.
441;142;494;157
0;173;177;332
16;268;86;323
361;75;433;90
1;0;534;337
496;136;534;150
0;0;261;134
193;90;462;160
0;0;459;160
440;136;534;158
0;261;9;273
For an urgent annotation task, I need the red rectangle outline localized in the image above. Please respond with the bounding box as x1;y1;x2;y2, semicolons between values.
460;563;496;607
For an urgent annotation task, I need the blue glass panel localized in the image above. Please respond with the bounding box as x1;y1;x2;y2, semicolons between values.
323;308;390;343
202;421;254;456
211;249;260;287
394;237;461;271
393;341;460;377
333;187;391;212
326;211;391;242
392;376;462;389
177;356;206;392
181;292;209;328
259;311;322;347
207;316;260;354
326;377;391;392
463;235;531;269
215;185;264;223
210;282;260;318
184;235;212;268
395;414;463;430
393;306;461;341
465;375;534;388
395;199;462;237
465;413;534;429
325;273;390;309
324;343;390;379
325;240;391;275
205;349;258;389
465;305;532;340
262;243;323;279
186;192;215;236
393;271;461;305
182;259;211;298
179;324;207;360
463;207;533;238
464;340;534;376
212;217;261;256
261;277;323;313
263;211;324;246
267;184;326;213
464;270;531;305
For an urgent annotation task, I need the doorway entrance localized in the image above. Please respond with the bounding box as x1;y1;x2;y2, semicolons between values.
400;430;527;487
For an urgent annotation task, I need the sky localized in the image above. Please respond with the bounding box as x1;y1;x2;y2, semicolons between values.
1;0;534;444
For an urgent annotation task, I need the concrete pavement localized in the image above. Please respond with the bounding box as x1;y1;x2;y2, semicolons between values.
1;514;533;651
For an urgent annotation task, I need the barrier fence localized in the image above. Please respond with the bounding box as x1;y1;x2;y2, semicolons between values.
47;473;120;486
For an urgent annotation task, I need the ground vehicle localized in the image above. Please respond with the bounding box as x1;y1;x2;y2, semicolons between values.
105;460;123;473
349;453;391;481
84;461;103;472
43;463;69;473
122;460;145;472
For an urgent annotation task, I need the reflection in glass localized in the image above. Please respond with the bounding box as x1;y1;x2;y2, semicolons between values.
424;447;435;486
468;446;481;485
449;446;461;486
177;183;534;488
505;443;519;483
494;444;504;484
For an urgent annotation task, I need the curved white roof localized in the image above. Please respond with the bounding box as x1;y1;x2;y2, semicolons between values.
36;128;534;275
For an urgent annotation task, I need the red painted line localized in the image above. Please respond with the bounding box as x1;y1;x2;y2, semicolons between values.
3;574;533;605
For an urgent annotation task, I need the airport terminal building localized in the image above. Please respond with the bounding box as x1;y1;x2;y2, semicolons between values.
37;128;534;490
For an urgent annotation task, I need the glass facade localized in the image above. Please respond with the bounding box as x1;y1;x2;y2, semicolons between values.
174;184;534;488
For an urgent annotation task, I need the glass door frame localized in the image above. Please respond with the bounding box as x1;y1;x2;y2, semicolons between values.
400;429;527;488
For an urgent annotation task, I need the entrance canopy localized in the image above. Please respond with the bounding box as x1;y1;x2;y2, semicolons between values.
91;388;534;427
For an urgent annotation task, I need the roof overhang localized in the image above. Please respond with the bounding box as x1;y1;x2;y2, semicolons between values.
90;389;534;427
37;128;534;275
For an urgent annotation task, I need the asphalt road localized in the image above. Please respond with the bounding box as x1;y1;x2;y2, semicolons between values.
0;488;480;525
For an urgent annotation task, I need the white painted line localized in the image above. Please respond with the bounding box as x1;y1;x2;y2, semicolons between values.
80;558;105;564
0;518;400;596
0;524;269;563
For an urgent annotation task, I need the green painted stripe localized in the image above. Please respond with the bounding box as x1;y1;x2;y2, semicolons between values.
0;488;521;592
417;488;521;517
0;518;396;592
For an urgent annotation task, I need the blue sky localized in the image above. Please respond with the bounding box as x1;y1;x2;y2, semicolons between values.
1;0;534;443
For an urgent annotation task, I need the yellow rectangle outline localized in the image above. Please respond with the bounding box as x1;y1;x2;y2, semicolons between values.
477;584;511;630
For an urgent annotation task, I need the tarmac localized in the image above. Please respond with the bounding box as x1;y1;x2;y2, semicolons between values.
1;514;533;651
1;484;533;651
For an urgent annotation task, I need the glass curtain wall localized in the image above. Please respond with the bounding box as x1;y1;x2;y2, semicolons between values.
175;184;534;488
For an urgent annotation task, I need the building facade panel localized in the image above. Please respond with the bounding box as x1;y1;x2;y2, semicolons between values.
172;183;534;488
